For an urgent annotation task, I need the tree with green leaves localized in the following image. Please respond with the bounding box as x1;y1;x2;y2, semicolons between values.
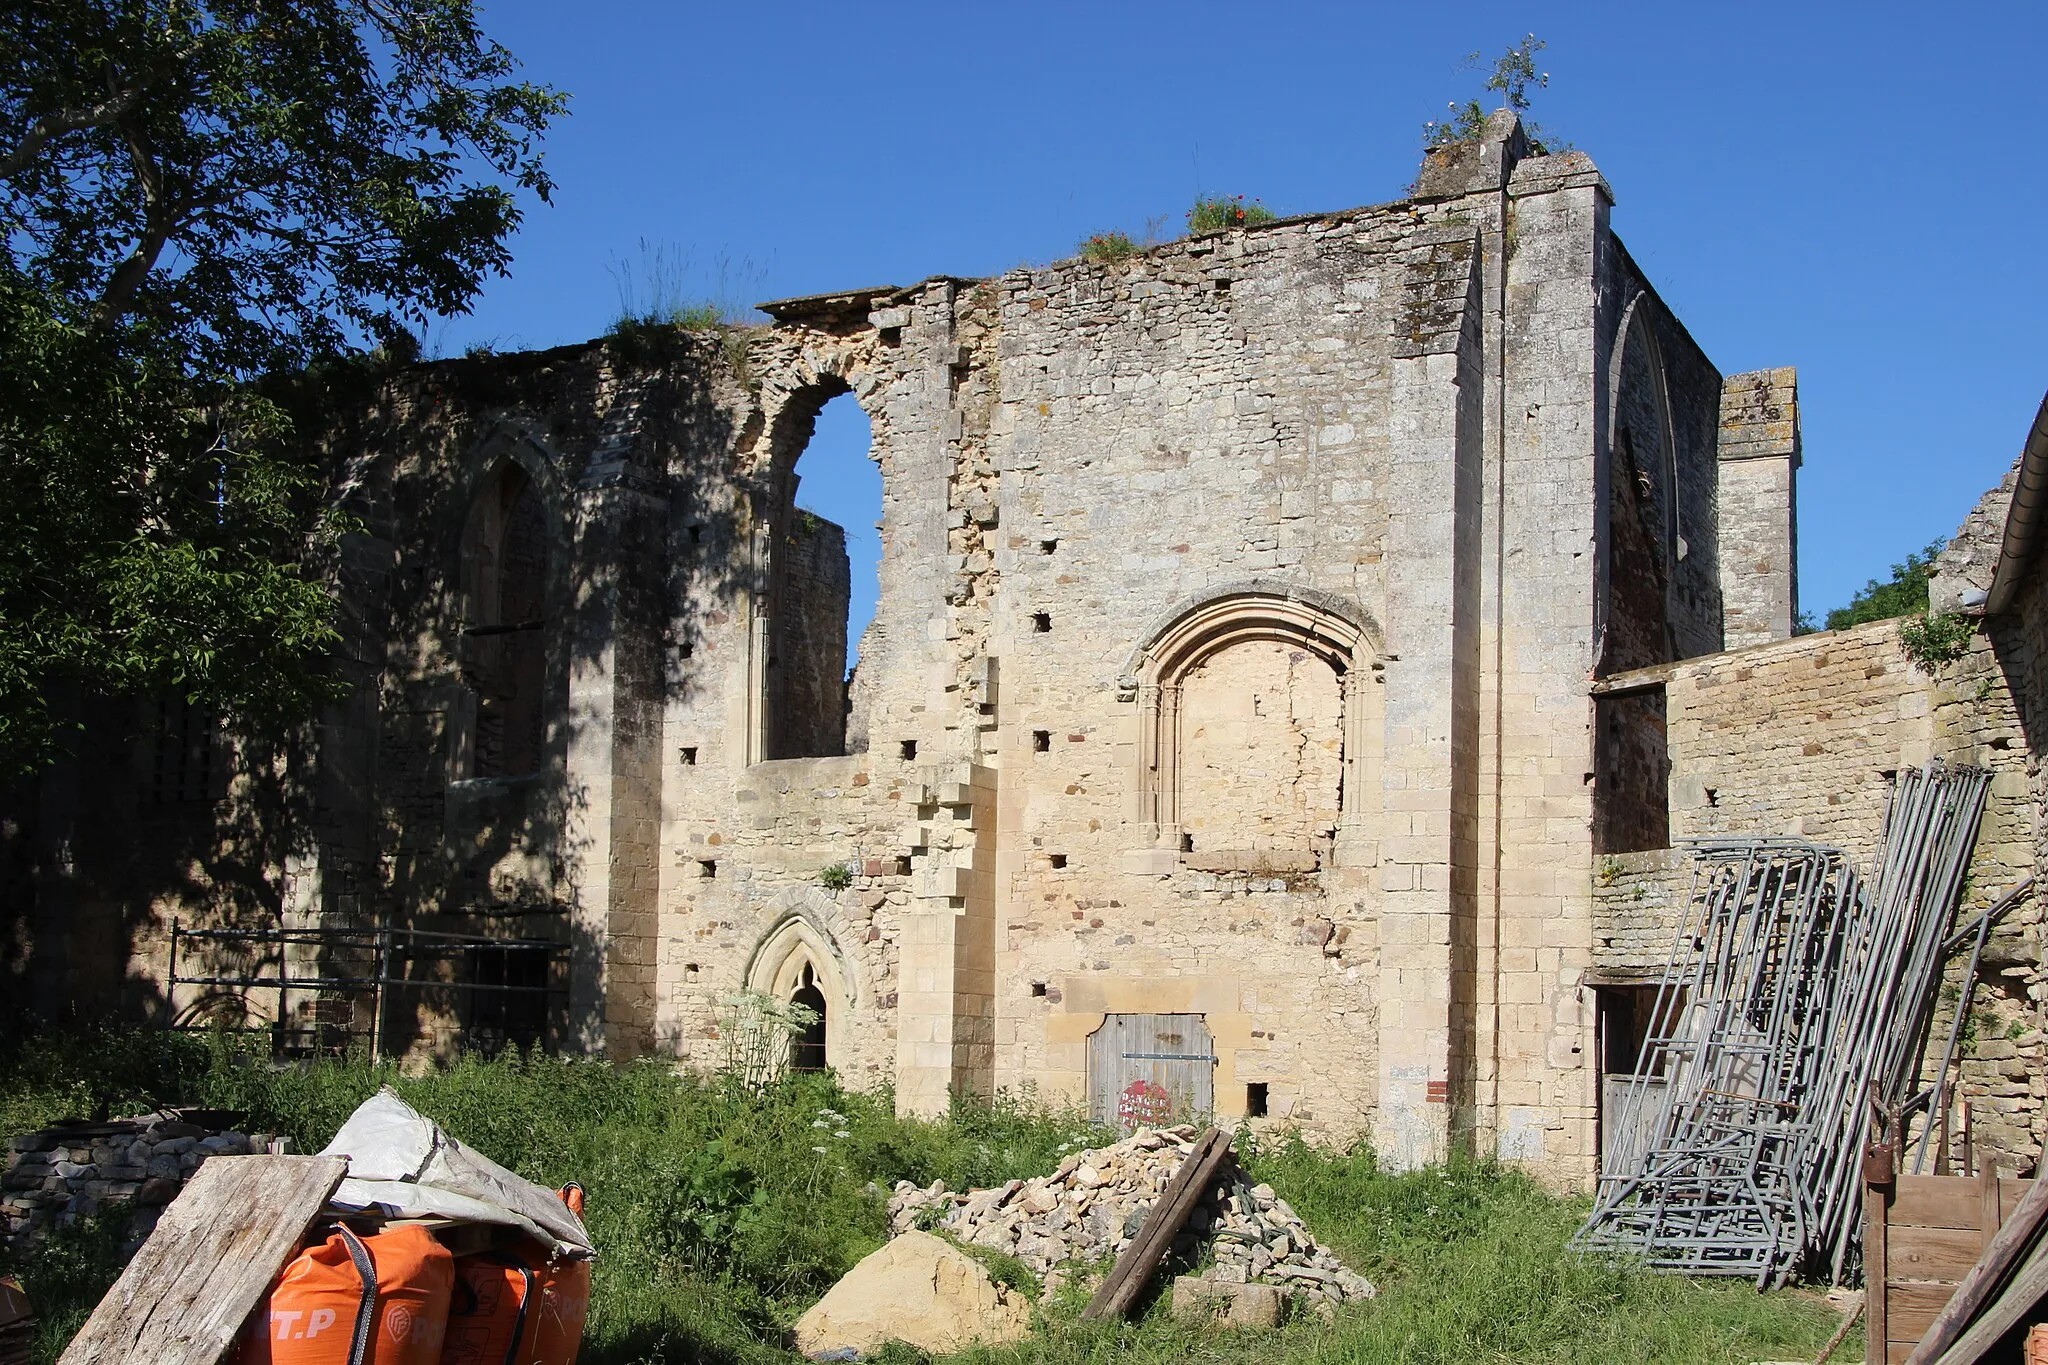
0;1;565;778
1424;34;1565;155
1824;539;1946;632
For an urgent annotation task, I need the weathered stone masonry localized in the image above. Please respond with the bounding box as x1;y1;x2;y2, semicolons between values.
9;114;1845;1187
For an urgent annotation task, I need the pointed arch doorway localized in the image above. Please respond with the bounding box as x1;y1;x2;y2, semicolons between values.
745;911;854;1074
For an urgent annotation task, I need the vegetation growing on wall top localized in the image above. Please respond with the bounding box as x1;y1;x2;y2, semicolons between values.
1900;611;1976;670
1187;196;1277;234
1423;34;1566;156
1079;231;1139;263
606;238;761;335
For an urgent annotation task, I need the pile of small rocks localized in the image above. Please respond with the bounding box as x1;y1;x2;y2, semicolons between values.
888;1125;1375;1314
3;1111;281;1254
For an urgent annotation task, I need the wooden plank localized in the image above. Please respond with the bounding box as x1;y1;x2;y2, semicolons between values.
1893;1178;1992;1230
1893;1310;1944;1345
1891;1176;2032;1230
59;1154;346;1365
1908;1166;2048;1365
1980;1164;2001;1253
1081;1128;1231;1321
1888;1281;1960;1341
1931;1231;2048;1365
1891;1227;1991;1281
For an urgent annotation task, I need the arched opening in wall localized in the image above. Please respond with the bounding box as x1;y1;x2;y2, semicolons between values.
789;961;828;1072
747;912;853;1074
1600;302;1680;677
765;387;878;759
461;461;550;778
1603;427;1673;674
1129;591;1377;872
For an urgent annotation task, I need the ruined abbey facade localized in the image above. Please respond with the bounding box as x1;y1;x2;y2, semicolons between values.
16;113;2047;1186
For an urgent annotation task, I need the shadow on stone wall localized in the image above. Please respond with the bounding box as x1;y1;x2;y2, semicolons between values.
1;327;761;1057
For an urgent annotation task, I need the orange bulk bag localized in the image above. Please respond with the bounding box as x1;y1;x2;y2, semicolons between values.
443;1255;537;1365
241;1223;453;1365
532;1184;591;1365
528;1248;589;1365
444;1185;589;1365
443;1248;588;1365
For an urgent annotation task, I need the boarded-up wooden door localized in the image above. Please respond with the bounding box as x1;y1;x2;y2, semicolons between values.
1087;1013;1215;1130
1600;1074;1670;1181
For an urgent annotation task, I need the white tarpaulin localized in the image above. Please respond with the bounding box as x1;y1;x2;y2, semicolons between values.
317;1087;593;1258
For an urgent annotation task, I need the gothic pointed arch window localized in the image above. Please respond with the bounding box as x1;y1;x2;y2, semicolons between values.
1595;298;1677;854
745;910;856;1072
460;460;550;778
1124;588;1381;871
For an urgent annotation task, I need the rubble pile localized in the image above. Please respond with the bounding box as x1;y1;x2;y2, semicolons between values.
888;1124;1375;1312
2;1111;274;1253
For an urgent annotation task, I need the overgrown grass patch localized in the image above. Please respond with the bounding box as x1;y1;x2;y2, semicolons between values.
1079;231;1139;263
0;1031;1846;1364
1187;195;1277;233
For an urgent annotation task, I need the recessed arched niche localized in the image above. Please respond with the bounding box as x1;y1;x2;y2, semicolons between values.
745;909;856;1071
1121;586;1383;872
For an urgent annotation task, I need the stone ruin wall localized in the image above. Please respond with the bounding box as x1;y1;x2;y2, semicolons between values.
2;116;1849;1190
655;196;1473;1138
1592;615;2046;1168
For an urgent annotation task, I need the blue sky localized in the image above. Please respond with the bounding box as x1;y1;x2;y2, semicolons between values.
443;0;2048;652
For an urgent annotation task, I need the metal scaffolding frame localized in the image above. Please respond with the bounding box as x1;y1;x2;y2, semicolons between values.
166;920;569;1059
1575;762;1996;1287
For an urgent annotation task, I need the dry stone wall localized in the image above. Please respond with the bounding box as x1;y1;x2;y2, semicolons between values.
4;1114;275;1255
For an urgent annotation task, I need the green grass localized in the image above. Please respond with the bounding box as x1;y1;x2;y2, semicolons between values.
0;1028;1847;1364
610;300;732;336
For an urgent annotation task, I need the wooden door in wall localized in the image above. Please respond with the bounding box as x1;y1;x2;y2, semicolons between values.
1087;1014;1215;1131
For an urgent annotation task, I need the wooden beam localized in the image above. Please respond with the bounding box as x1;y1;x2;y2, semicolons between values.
1867;1143;1892;1365
59;1155;346;1365
1082;1128;1231;1321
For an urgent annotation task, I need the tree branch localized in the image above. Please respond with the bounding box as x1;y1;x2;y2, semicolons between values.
94;114;178;325
0;83;149;183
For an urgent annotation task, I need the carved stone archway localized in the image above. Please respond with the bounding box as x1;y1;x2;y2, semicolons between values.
743;892;862;1068
1121;585;1383;869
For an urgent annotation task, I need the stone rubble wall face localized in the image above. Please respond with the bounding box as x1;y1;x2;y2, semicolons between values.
3;1120;267;1254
